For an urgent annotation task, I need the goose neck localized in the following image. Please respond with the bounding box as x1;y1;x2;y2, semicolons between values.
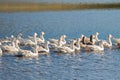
71;41;75;50
34;45;38;53
108;36;112;44
45;42;49;50
15;40;20;49
99;42;104;48
58;39;62;47
40;34;44;40
34;35;37;44
95;35;99;41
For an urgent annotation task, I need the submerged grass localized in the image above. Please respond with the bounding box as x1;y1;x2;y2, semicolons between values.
0;3;120;12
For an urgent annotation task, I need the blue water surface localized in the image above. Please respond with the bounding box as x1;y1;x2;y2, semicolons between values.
0;9;120;80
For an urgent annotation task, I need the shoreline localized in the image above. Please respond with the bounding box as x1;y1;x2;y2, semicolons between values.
0;3;120;12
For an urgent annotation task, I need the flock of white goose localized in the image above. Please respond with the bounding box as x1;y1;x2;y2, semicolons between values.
0;32;120;58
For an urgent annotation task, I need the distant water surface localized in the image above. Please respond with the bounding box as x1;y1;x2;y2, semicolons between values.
0;9;120;80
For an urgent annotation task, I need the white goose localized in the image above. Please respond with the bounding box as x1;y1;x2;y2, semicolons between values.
29;32;45;44
1;39;19;53
57;40;75;53
60;35;66;46
1;35;15;44
17;46;38;58
50;35;66;49
102;34;113;48
86;42;104;51
50;39;62;49
16;33;38;58
113;36;120;46
49;35;66;45
19;33;37;46
94;32;100;42
39;32;45;44
37;41;50;54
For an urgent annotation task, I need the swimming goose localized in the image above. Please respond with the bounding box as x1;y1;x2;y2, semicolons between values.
1;35;15;44
39;32;45;44
37;41;50;54
29;32;45;44
81;35;89;44
94;32;100;42
60;35;66;46
1;39;19;53
112;36;120;46
17;45;38;58
19;33;37;46
50;35;66;48
81;35;95;45
16;33;38;58
57;40;75;53
102;34;113;48
50;38;65;52
49;35;66;45
86;42;104;51
88;35;96;45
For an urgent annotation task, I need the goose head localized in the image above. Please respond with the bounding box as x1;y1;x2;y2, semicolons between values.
19;33;23;36
80;34;85;41
61;35;66;40
96;32;99;36
11;35;14;40
80;34;84;38
63;35;66;38
17;33;23;38
34;32;38;37
41;32;45;35
62;35;67;41
109;34;113;38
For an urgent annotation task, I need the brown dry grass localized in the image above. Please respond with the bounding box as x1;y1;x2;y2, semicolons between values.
0;3;120;12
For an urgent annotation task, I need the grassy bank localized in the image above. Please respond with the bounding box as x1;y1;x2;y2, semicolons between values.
0;3;120;12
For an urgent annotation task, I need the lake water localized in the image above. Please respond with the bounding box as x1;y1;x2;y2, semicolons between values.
0;9;120;80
